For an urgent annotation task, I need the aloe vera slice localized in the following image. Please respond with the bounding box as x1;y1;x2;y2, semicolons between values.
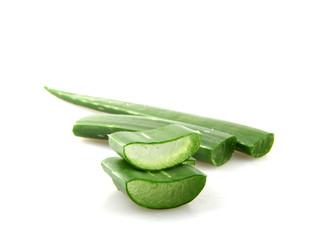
73;114;236;166
45;87;274;157
101;157;206;209
108;124;201;170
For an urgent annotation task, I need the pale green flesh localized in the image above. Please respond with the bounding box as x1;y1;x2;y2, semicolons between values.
124;135;195;170
127;176;205;209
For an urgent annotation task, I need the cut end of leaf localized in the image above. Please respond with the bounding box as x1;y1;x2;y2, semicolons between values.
127;175;206;209
124;134;200;170
251;133;274;158
212;136;237;166
101;157;207;209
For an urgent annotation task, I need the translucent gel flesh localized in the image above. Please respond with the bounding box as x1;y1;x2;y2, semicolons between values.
124;136;197;170
127;176;206;209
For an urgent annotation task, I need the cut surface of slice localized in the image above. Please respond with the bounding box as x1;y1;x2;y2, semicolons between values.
108;124;201;170
101;157;207;209
127;176;205;209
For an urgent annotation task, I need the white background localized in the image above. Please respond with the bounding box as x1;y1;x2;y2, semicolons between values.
1;0;320;239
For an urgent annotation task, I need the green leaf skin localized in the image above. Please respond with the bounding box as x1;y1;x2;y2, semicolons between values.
73;114;237;166
183;157;196;165
45;86;273;158
101;157;207;209
108;124;201;171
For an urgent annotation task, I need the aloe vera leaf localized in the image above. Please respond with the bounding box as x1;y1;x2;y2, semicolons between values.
45;86;273;157
73;114;236;166
101;157;207;209
108;124;201;171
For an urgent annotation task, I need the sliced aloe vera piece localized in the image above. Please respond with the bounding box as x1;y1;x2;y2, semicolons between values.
101;157;206;209
45;87;274;157
73;114;236;166
108;124;201;170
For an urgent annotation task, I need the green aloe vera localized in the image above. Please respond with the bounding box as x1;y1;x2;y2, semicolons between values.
101;157;207;209
182;157;196;165
45;87;274;157
108;124;201;170
73;114;237;166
